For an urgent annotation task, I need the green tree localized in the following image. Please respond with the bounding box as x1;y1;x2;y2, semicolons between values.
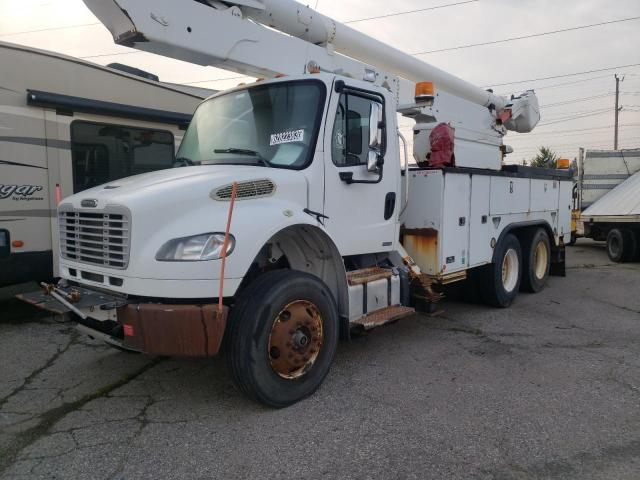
529;146;558;169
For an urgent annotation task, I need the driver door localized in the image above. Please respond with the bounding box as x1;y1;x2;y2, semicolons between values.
323;84;400;256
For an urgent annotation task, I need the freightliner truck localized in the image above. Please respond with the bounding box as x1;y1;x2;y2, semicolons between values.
19;0;572;407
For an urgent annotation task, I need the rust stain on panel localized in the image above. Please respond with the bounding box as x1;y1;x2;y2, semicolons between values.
401;228;439;275
118;304;228;357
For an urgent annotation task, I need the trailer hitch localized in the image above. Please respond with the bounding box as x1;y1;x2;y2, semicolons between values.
40;282;88;319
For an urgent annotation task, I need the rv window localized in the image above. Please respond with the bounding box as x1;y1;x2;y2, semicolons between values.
71;121;174;193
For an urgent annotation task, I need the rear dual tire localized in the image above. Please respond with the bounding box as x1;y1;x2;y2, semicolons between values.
480;233;523;308
521;228;551;293
480;228;551;307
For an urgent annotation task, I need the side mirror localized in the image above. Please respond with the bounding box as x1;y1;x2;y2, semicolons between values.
368;101;383;149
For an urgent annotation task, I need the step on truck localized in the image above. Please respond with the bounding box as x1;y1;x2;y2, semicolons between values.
18;0;572;407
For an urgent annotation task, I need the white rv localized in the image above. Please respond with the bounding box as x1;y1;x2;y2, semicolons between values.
0;41;212;287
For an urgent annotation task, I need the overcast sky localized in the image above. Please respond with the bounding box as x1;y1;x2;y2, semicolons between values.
1;0;639;162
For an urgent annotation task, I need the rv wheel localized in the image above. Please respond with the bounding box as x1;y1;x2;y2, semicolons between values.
481;233;522;308
521;228;551;293
226;270;339;408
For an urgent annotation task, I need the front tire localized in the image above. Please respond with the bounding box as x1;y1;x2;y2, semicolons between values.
481;233;522;308
227;270;339;408
521;228;551;293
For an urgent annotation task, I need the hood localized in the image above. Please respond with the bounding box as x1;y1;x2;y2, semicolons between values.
61;165;309;212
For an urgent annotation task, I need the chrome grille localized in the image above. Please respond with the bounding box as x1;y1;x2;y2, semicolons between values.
212;179;276;201
59;207;130;269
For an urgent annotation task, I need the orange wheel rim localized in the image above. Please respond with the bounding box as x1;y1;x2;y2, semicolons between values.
268;300;324;379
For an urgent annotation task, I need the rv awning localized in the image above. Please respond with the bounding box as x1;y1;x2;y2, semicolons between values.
26;89;192;128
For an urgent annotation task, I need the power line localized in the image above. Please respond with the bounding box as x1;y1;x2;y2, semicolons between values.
510;124;640;138
482;63;640;88
413;16;640;55
542;107;611;121
514;139;640;153
512;140;633;151
0;22;100;37
524;123;640;135
538;109;611;126
344;0;479;24
542;93;614;108
513;134;640;146
500;74;613;93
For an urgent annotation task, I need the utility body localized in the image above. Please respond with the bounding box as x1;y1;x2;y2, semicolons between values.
20;0;572;406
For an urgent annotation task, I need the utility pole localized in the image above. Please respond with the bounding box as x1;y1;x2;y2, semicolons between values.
614;74;620;150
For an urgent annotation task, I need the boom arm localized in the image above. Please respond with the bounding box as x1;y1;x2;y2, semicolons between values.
84;0;539;132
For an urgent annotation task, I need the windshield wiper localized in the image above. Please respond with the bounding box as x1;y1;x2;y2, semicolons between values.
173;156;195;167
214;148;271;166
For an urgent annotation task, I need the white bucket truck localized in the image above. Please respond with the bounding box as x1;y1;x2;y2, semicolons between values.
19;0;572;406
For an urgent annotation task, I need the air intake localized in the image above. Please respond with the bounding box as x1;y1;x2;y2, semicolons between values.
212;179;276;201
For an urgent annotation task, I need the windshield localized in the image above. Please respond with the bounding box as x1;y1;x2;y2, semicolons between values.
177;80;326;170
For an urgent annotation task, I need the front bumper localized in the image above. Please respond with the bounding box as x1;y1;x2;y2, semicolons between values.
17;284;229;357
59;262;243;299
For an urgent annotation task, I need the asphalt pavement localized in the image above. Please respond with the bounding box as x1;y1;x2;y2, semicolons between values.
1;239;639;480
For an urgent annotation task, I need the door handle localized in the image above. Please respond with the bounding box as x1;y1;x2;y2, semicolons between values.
384;192;396;220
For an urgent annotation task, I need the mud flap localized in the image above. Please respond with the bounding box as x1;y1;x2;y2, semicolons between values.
550;245;566;277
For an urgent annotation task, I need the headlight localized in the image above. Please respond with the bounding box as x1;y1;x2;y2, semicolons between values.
155;233;235;262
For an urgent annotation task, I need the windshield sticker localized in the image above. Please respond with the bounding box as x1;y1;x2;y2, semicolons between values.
270;129;304;146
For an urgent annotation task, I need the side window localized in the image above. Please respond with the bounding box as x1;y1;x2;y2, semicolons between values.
331;94;376;167
70;121;174;193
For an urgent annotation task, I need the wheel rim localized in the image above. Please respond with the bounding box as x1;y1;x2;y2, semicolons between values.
501;248;519;292
610;236;620;256
533;240;549;280
268;300;324;380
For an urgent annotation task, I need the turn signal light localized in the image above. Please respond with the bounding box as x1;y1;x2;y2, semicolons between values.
557;158;571;169
12;240;24;248
307;61;321;74
415;81;435;101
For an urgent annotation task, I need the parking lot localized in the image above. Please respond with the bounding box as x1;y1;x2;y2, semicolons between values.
1;239;639;480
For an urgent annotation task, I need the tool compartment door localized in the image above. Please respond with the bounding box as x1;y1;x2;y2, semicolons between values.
490;177;531;214
558;180;573;238
530;178;560;212
441;173;471;273
469;175;491;267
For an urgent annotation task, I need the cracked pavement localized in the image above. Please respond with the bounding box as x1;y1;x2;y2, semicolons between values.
1;239;639;479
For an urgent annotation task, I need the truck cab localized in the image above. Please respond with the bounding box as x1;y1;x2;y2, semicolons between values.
57;73;399;301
